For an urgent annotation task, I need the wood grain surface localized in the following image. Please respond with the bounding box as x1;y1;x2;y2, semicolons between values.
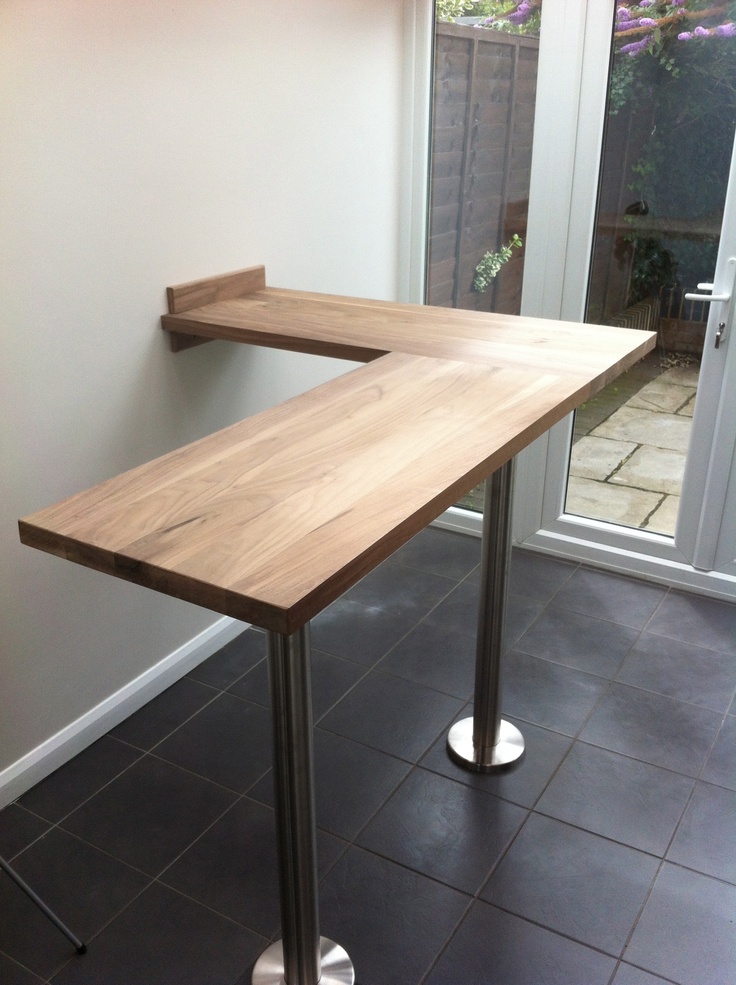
161;284;654;385
165;265;266;351
23;270;655;633
20;351;610;634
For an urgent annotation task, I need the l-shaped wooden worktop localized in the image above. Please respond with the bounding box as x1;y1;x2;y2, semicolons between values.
18;264;656;985
20;265;655;635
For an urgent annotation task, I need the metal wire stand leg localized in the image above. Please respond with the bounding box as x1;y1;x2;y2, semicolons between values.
0;855;87;954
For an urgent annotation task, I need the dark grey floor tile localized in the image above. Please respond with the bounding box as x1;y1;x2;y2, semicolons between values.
249;727;411;840
701;713;736;790
162;797;346;938
391;526;480;581
0;828;149;979
424;900;616;985
318;671;463;762
344;560;456;620
646;591;736;656
536;742;694;855
306;657;370;724
580;683;723;776
624;863;736;985
50;882;264;985
223;651;276;708
0;898;75;985
154;692;271;792
503;650;608;736
552;566;666;630
482;813;660;956
514;606;639;678
420;713;573;809
187;628;266;689
357;767;526;894
377;619;475;699
0;804;51;858
612;963;675;984
427;585;546;653
0;953;43;985
229;648;365;721
319;846;470;985
18;737;141;823
506;549;577;601
667;781;736;883
423;580;478;632
310;597;417;666
61;756;237;876
617;632;736;712
109;677;218;750
504;594;547;650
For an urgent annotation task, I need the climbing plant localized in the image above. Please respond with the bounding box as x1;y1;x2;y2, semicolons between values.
436;0;542;34
608;2;736;301
473;235;523;293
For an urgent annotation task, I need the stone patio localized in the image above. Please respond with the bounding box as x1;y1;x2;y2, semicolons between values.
567;355;699;536
456;352;699;536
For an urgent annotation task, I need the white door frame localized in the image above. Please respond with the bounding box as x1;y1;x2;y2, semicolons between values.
674;143;736;576
514;0;736;600
431;0;736;600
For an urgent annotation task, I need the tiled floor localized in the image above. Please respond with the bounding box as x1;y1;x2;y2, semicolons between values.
1;528;735;985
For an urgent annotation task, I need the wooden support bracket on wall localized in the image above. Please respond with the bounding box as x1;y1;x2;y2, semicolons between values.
163;264;266;351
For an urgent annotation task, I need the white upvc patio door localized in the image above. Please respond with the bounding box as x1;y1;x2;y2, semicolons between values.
506;0;736;600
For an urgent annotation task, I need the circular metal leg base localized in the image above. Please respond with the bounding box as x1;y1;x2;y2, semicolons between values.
252;937;354;985
447;717;524;773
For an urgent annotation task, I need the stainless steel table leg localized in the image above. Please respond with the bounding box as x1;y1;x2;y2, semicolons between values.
252;626;354;985
447;461;525;773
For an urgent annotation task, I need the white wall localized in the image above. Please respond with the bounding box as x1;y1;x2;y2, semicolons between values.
0;0;417;803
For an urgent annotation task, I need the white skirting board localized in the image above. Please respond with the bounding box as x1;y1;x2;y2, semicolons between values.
0;617;248;810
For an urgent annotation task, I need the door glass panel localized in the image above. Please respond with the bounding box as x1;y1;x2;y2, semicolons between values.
566;2;736;535
427;1;543;510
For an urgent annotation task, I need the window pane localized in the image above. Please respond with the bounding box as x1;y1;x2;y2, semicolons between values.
566;2;736;536
427;2;543;510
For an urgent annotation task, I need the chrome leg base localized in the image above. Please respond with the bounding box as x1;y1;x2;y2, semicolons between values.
252;937;354;985
447;716;524;773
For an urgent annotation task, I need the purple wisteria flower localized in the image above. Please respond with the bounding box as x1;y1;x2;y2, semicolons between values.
507;2;533;26
620;34;654;56
716;22;736;37
639;18;657;27
694;25;711;37
639;0;653;7
671;0;686;6
677;31;692;40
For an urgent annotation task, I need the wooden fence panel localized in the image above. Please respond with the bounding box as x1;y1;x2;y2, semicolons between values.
427;24;540;313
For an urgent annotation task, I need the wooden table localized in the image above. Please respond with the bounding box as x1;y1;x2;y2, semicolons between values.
19;268;655;985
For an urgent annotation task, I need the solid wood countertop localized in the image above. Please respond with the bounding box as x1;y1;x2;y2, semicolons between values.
18;342;650;634
161;284;653;382
22;269;655;633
